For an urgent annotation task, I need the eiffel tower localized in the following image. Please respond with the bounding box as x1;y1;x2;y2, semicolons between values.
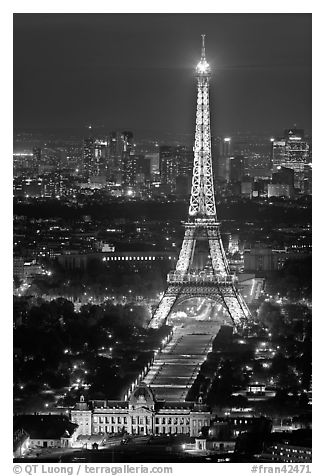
148;35;251;331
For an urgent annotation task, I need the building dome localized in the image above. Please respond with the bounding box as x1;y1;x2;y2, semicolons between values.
129;383;155;409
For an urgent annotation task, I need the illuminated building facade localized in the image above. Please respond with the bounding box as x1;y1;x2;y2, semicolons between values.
264;444;311;463
83;135;108;180
271;129;311;190
269;166;295;198
122;151;137;188
83;137;95;179
214;137;232;184
159;145;193;193
175;146;194;195
57;251;177;271
71;385;211;437
267;183;293;199
159;146;178;191
146;153;160;179
243;246;310;272
108;131;134;185
135;155;151;181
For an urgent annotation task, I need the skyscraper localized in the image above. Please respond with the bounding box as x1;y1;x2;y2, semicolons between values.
229;156;245;183
176;145;193;177
122;151;137;188
83;128;109;181
83;136;95;179
159;145;177;191
145;153;160;179
121;132;135;189
175;145;194;195
159;145;193;193
108;131;134;185
214;137;232;183
271;128;311;190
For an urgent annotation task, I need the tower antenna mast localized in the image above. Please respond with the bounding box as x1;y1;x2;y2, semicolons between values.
201;34;206;59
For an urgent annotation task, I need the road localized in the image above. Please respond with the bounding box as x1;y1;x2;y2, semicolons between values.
143;320;222;401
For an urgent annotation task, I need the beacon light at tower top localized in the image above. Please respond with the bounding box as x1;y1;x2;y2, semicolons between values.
196;34;211;75
196;59;210;74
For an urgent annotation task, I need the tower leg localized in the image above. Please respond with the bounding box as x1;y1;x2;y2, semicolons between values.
223;290;250;329
207;225;230;275
175;227;196;274
148;293;178;328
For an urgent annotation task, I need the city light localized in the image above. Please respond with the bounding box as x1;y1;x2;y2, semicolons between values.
12;28;312;462
196;59;210;74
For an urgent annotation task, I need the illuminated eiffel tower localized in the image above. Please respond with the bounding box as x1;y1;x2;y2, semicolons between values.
149;35;251;331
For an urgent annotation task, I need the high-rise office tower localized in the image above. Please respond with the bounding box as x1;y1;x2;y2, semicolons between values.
159;145;194;193
222;137;231;157
122;151;137;188
229;155;245;182
213;137;231;182
159;145;177;191
121;132;135;188
107;132;122;183
175;145;194;194
93;139;108;177
271;128;310;190
83;137;95;179
176;145;194;177
83;128;108;180
108;131;134;185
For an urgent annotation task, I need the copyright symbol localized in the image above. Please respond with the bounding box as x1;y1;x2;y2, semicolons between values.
13;466;22;474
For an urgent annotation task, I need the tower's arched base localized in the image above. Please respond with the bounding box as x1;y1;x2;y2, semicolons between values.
148;282;250;331
163;296;232;327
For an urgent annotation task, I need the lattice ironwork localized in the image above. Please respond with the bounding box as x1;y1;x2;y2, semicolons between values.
148;36;251;331
189;37;216;218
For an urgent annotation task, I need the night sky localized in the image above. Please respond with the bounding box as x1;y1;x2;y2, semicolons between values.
14;13;312;137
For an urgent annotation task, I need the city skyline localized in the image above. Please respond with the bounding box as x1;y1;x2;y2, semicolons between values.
12;13;312;464
14;14;311;137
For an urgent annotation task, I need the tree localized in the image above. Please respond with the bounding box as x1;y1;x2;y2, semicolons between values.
258;301;285;334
